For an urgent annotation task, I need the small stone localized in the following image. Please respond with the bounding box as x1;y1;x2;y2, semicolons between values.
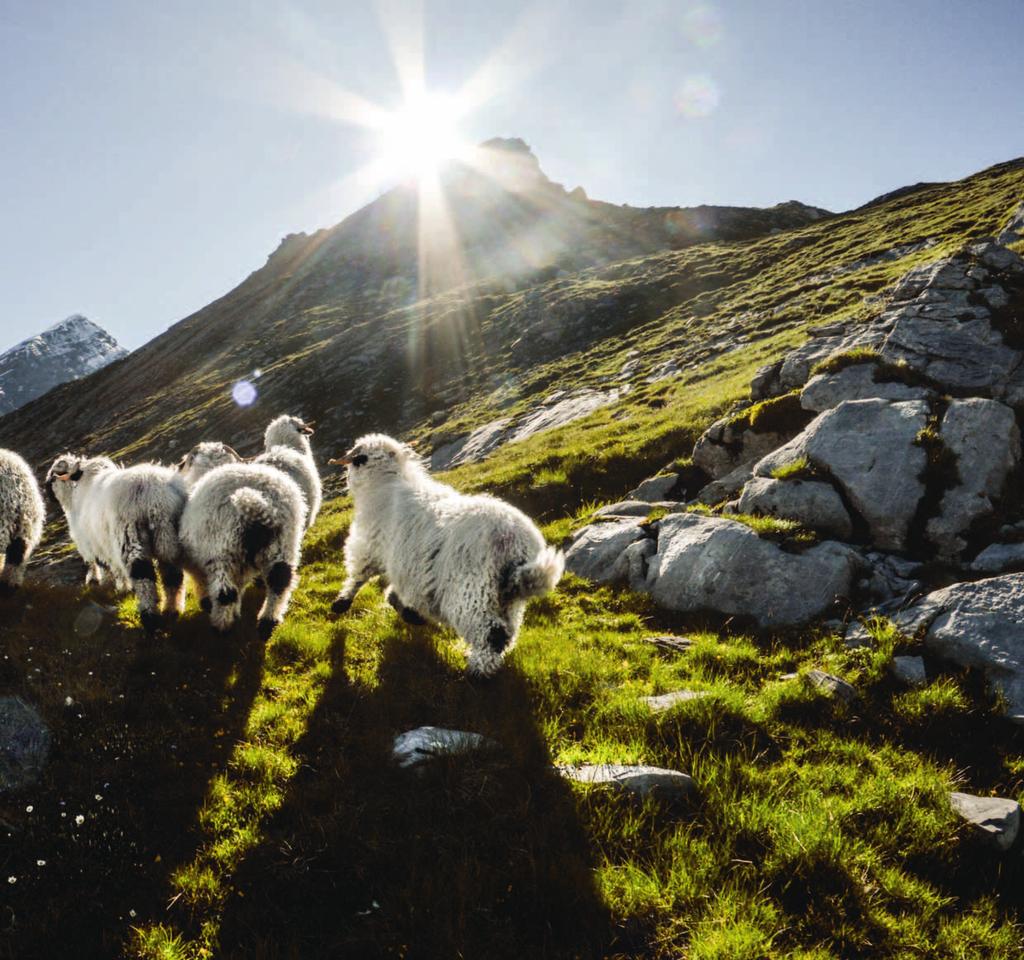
891;655;926;687
806;669;858;703
970;543;1024;574
628;474;679;503
950;792;1021;851
645;635;694;655
641;690;710;712
391;727;499;769
557;764;696;801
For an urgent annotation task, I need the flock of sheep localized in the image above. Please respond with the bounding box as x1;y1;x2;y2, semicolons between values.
0;416;563;676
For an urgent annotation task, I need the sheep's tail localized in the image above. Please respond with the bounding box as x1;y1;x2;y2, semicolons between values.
506;545;564;600
229;487;279;565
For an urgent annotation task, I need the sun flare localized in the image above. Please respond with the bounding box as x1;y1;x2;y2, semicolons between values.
376;91;470;181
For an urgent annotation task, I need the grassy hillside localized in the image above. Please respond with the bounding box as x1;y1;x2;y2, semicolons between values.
3;160;1024;958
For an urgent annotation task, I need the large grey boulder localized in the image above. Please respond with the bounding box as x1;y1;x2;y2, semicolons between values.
737;476;853;539
926;399;1021;559
998;202;1024;245
564;519;651;585
892;574;1024;723
800;362;931;413
755;399;929;551
0;697;51;792
950;792;1021;851
644;513;860;627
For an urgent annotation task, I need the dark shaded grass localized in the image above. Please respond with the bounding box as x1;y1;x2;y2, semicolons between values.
0;585;266;960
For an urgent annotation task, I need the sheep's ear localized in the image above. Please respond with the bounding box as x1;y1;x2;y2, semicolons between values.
69;466;83;482
300;421;315;435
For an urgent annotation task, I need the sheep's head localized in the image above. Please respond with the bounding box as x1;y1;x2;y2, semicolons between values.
177;442;242;487
45;454;85;507
265;414;315;453
329;433;421;488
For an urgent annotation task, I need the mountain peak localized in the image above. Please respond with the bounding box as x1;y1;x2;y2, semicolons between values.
0;315;127;417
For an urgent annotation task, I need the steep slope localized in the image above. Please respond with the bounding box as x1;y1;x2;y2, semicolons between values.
0;315;127;416
0;139;828;469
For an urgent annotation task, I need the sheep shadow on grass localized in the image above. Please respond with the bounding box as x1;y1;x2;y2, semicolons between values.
0;584;267;960
214;625;615;960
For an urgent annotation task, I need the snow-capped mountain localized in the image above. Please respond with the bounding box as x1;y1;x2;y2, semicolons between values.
0;315;128;417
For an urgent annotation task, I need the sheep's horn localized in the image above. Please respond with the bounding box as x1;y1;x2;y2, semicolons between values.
224;445;243;460
329;456;352;466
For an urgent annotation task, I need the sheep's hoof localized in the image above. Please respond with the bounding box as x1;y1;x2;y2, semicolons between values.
331;596;352;615
200;596;213;613
140;611;163;635
486;624;510;654
400;607;427;626
257;618;280;641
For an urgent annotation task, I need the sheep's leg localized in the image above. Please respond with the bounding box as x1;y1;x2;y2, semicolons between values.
207;563;242;635
464;616;515;678
256;558;297;640
158;561;186;618
384;586;427;625
126;552;162;635
0;536;27;595
331;544;376;614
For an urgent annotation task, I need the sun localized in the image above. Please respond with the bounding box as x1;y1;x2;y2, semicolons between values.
376;91;470;181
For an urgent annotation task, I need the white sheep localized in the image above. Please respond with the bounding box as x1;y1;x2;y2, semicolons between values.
177;442;306;638
0;448;45;595
329;433;564;676
45;455;188;632
254;415;322;528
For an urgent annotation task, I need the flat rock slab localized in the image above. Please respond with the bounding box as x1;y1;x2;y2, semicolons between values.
971;542;1024;574
646;635;694;655
800;362;931;413
641;690;711;712
0;697;52;792
950;792;1021;851
392;726;499;769
891;655;927;687
806;670;858;704
558;764;696;801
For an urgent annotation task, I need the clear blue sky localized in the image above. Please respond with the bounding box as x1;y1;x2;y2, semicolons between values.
1;0;1022;353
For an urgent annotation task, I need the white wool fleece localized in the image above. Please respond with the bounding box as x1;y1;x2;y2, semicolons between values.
332;433;563;676
0;448;45;594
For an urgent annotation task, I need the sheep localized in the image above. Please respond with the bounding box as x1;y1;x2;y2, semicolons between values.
0;448;45;596
254;415;322;528
328;433;564;677
176;442;306;638
45;454;187;632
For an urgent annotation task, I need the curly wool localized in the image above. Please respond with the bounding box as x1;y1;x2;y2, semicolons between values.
332;433;564;676
178;451;307;638
0;448;45;594
46;455;188;631
254;415;322;528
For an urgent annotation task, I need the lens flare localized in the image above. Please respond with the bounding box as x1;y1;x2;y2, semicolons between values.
232;380;258;407
681;4;723;48
675;74;720;119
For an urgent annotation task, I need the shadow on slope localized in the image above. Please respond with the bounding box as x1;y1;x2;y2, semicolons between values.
213;628;614;960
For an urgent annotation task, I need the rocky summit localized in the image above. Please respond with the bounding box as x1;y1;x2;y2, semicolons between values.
0;314;127;417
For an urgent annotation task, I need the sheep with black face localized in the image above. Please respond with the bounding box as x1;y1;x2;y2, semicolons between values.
45;454;188;632
329;433;564;676
0;448;45;596
177;442;306;638
254;415;322;529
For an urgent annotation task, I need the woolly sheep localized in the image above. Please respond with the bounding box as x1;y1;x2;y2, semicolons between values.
45;455;187;632
177;442;306;638
329;433;564;676
254;415;322;528
0;448;45;595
